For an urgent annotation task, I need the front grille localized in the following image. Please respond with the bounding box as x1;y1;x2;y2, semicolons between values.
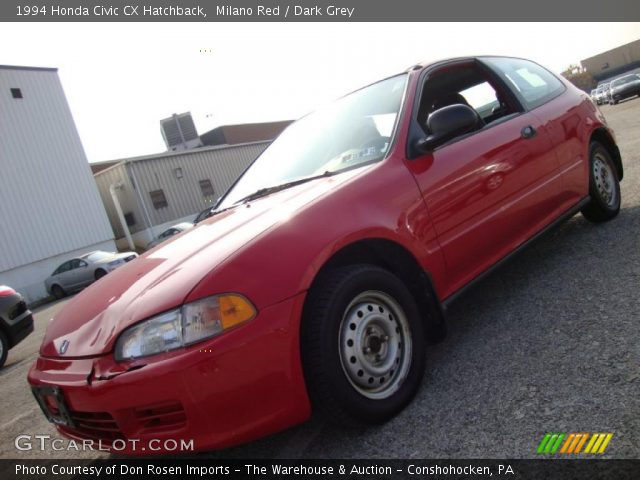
67;411;124;442
134;401;186;433
9;300;27;320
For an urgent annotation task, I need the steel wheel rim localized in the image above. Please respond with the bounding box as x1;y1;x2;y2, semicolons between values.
593;153;617;208
338;290;412;400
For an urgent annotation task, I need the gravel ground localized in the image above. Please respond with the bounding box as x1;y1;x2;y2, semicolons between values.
1;99;638;460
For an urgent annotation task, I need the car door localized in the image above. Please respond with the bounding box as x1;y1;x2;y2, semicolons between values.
482;57;585;213
74;259;93;287
406;60;563;297
64;259;89;289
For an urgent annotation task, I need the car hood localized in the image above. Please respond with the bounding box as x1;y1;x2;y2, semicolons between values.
40;169;366;358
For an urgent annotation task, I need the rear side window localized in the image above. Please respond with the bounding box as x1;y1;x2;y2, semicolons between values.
484;57;565;110
55;262;71;274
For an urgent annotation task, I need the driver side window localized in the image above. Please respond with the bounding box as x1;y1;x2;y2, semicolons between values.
417;63;520;138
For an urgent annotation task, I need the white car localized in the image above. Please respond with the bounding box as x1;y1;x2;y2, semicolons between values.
45;250;139;299
146;222;194;248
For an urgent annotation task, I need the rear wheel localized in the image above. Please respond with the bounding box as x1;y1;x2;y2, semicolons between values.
301;265;426;425
581;141;621;223
0;330;8;368
51;284;65;300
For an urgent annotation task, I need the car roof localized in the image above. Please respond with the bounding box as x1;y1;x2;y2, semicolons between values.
614;74;637;81
407;55;544;72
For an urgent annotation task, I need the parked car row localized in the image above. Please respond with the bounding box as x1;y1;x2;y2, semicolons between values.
594;73;640;106
28;55;623;454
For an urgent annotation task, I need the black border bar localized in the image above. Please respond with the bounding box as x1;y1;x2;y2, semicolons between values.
2;1;640;22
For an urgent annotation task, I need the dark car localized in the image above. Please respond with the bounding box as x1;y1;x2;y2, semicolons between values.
0;285;34;367
610;74;640;104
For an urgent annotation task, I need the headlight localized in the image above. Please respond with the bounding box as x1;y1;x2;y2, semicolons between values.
108;259;124;267
114;294;256;361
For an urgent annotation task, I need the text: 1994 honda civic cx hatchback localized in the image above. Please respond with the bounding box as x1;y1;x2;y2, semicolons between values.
29;56;622;454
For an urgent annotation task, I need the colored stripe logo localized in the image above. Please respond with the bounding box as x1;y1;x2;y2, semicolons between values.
537;433;613;454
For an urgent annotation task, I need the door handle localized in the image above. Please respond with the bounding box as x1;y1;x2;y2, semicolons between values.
521;125;537;139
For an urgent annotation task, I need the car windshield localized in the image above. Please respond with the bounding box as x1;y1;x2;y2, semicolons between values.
218;74;408;208
83;251;113;262
612;75;637;86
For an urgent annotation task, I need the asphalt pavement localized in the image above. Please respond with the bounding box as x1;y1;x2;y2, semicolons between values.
1;98;638;460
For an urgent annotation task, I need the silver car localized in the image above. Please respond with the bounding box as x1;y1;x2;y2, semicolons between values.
45;250;138;299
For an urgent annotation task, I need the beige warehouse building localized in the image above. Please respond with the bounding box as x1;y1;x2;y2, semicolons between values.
581;38;640;81
93;142;269;249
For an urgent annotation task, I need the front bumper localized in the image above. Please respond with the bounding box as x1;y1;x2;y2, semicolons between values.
28;292;311;455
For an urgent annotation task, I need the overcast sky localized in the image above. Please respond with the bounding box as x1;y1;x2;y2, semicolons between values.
1;22;639;163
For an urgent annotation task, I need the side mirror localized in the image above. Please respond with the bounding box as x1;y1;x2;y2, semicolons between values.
415;104;481;153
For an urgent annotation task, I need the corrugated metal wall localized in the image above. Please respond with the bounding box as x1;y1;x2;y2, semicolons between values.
0;67;115;272
93;163;147;238
130;142;267;226
94;142;268;235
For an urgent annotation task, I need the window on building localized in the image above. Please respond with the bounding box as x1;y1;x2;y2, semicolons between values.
199;179;215;197
150;189;168;209
124;212;136;226
10;88;22;99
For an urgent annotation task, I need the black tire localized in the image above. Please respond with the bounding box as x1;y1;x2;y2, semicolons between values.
51;284;65;300
95;269;107;280
581;141;621;223
0;330;8;368
301;265;426;425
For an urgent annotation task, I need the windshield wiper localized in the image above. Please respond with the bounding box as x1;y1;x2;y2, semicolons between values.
232;171;333;206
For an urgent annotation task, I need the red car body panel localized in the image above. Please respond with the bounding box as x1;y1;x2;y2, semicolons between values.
31;293;310;452
28;58;616;454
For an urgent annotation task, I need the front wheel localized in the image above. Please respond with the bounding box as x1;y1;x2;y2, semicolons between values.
51;284;65;300
301;265;426;425
581;141;621;223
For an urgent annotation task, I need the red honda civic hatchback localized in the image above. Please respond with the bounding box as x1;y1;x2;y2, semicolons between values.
29;56;622;454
